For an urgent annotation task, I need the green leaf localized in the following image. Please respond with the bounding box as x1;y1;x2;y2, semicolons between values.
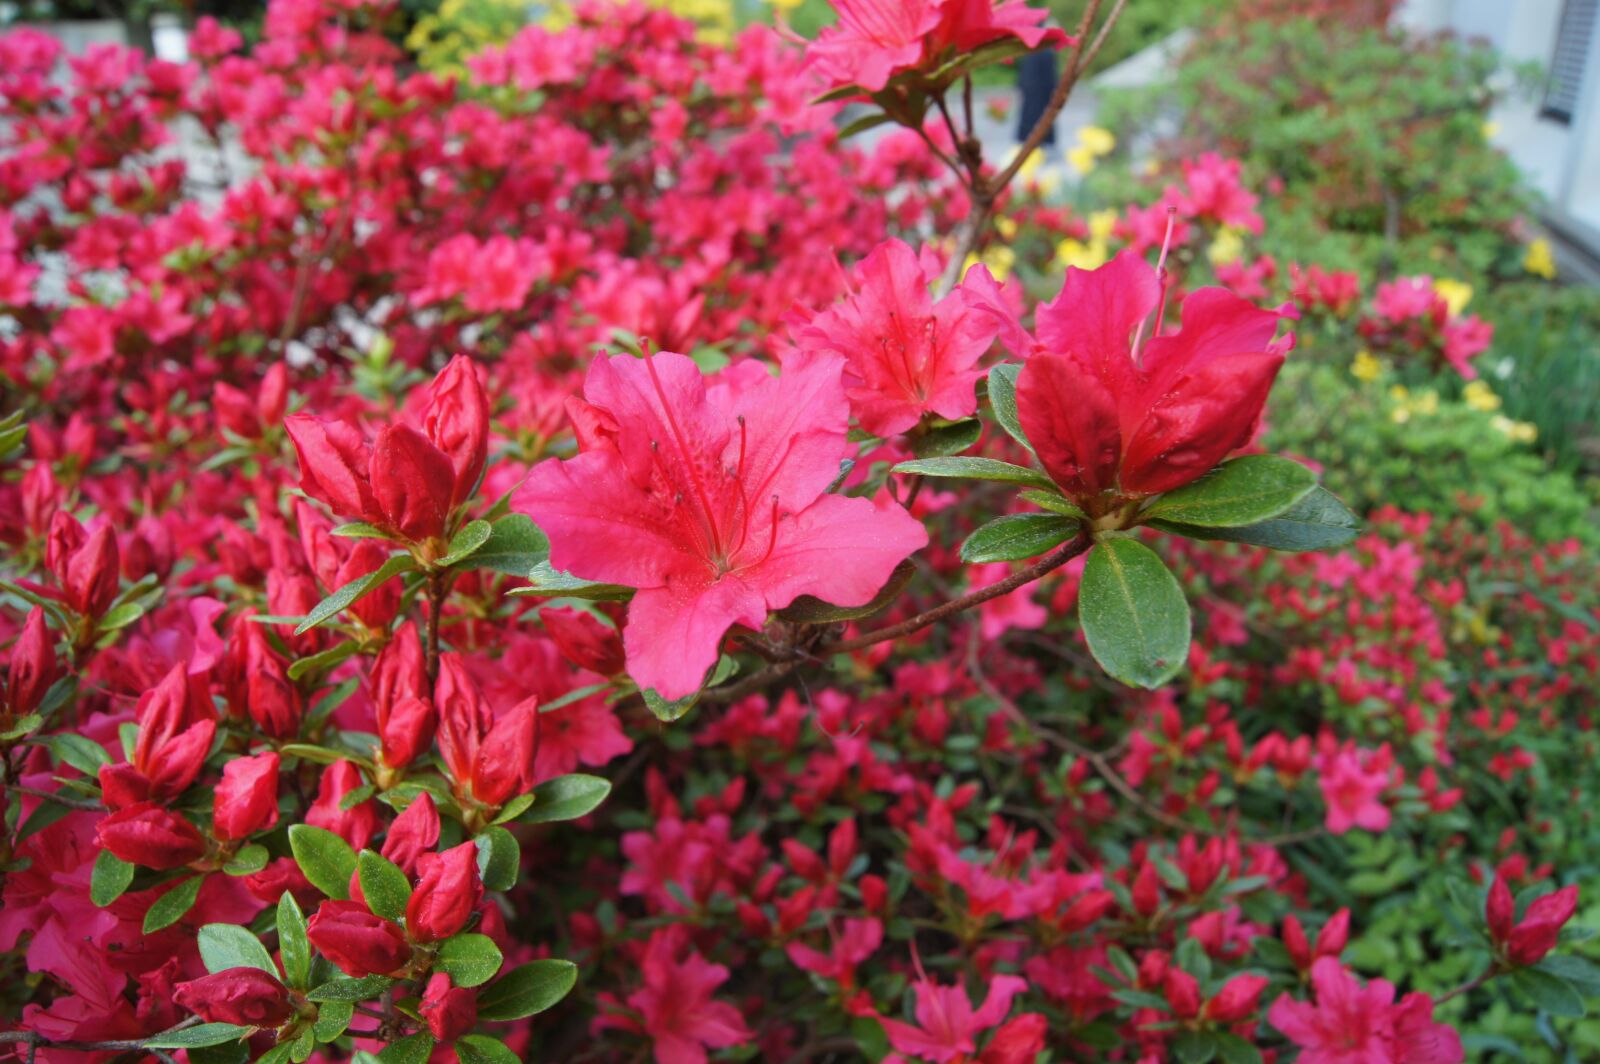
91;849;135;906
222;844;269;876
288;640;359;682
358;850;412;922
892;456;1054;490
279;892;312;990
476;959;579;1021
960;513;1078;563
16;797;73;842
1148;486;1361;552
910;418;982;458
295;555;417;634
1215;1032;1262;1064
279;743;351;766
35;733;111;776
455;1035;520;1064
519;774;612;825
642;686;699;723
492;793;538;824
313;1000;354;1042
1019;489;1087;519
986;364;1034;453
143;1023;253;1048
307;975;394;1002
474;827;520;891
0;713;42;740
289;824;357;900
839;111;892;139
515;562;633;601
777;560;915;624
377;1033;435;1064
95;601;147;632
438;519;493;567
144;875;206;933
1078;538;1191;689
1511;967;1586;1017
1143;455;1316;528
199;923;277;975
1172;1030;1218;1064
332;522;397;541
1538;955;1600;997
436;933;504;988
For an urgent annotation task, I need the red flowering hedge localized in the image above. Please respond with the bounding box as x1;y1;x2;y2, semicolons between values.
1;1;1596;1062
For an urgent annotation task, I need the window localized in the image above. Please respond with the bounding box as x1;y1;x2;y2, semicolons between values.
1544;0;1599;124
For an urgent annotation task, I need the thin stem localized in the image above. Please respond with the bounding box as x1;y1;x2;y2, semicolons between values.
424;571;448;686
1436;966;1498;1005
4;783;103;811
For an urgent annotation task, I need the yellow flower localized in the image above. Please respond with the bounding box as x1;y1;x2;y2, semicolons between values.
966;245;1016;282
1463;380;1501;412
1065;126;1115;175
1087;210;1118;243
1013;147;1043;184
1414;390;1439;416
1432;278;1472;317
1492;416;1538;443
1482;120;1500;139
1523;238;1557;279
767;0;802;9
995;216;1018;241
1350;349;1382;382
1207;226;1244;267
1056;238;1108;271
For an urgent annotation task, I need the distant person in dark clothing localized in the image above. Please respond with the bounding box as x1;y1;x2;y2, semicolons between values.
1016;50;1058;145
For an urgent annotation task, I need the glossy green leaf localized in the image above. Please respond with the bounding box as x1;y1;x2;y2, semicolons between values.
289;824;357;900
910;418;982;458
1018;488;1087;519
377;1033;435;1064
1078;538;1191;689
144;1023;252;1049
91;849;135;906
296;555;416;634
279;892;312;989
1148;485;1362;552
476;959;579;1021
306;975;395;1002
960;513;1078;563
199;922;277;975
463;514;550;577
520;774;612;825
1511;967;1585;1017
35;732;111;776
474;827;520;891
777;560;915;624
437;932;504;988
358;850;412;922
892;455;1054;490
144;875;206;933
313;1001;354;1042
1143;455;1316;528
455;1035;520;1064
438;519;493;567
986;363;1034;453
223;844;269;876
516;562;633;601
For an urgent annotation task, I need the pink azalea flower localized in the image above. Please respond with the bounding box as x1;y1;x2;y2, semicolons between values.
794;239;998;437
514;351;927;700
1269;958;1461;1064
877;974;1029;1063
1316;741;1392;835
806;0;1067;94
596;926;752;1064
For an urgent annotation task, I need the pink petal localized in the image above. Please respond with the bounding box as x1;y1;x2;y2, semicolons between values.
623;577;767;700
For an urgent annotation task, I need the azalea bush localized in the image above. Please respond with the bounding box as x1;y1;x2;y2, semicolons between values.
2;1;1598;1063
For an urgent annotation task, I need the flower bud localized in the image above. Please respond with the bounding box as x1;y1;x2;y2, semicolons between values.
284;415;379;526
340;539;401;630
1283;915;1311;971
1485;875;1515;945
1315;908;1350;957
175;967;295;1027
47;513;119;617
420;971;477;1042
306;760;378;852
1131;861;1162;917
97;802;207;869
245;636;303;741
435;653;493;790
380;791;441;876
370;424;455;542
259;362;290;429
371;623;426;715
406;841;483;943
470;696;539;808
214;381;261;440
1507;884;1579;966
128;664;215;801
540;607;625;676
1204;973;1268;1023
420;354;490;511
6;608;59;719
306;899;412;977
213;751;280;841
379;696;436;771
244;857;319;909
1163;968;1201;1019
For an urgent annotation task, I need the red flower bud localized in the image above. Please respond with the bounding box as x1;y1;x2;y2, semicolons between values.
339;539;401;630
1315;908;1350;957
1485;875;1515;945
126;664;215;801
306;899;412;977
1283;915;1311;971
982;1014;1047;1064
245;857;320;910
540;606;625;676
420;354;490;511
1204;973;1268;1023
213;751;280;841
470;697;540;808
174;967;295;1028
370;424;455;542
1163;968;1201;1019
6;608;59;719
259;362;290;429
214;381;261;440
306;760;379;852
371;623;426;716
1506;884;1579;966
420;971;477;1042
97;802;207;869
860;874;887;913
406;841;483;943
1131;861;1162;917
1138;950;1169;989
379;696;436;771
435;653;493;789
244;633;303;741
380;792;441;876
284;415;379;527
47;513;120;617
